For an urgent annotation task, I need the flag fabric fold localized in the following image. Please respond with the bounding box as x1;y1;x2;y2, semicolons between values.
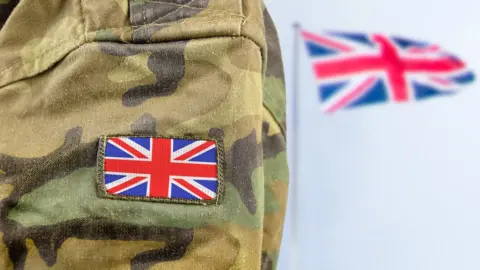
301;29;475;113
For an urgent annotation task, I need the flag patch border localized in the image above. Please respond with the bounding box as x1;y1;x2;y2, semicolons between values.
95;134;225;206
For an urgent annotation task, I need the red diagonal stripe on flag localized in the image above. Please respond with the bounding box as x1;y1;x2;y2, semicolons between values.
326;77;377;113
408;45;440;54
302;31;353;52
173;178;211;200
107;176;147;194
175;141;215;161
110;138;148;159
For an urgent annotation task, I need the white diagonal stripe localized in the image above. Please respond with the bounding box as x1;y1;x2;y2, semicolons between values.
171;140;207;159
171;179;201;200
171;178;217;199
113;179;149;195
184;178;216;199
321;74;379;112
174;144;216;162
119;137;151;159
105;173;149;190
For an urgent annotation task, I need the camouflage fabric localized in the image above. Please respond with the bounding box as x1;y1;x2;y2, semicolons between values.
0;0;287;269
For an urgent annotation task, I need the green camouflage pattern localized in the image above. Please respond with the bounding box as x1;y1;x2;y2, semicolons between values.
0;0;287;269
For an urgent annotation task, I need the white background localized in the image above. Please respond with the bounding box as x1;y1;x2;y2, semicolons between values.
267;1;480;269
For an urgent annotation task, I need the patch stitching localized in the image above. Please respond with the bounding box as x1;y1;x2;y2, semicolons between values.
96;134;225;206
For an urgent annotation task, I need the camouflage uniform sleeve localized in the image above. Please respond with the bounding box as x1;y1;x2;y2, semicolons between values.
0;0;288;269
260;6;289;270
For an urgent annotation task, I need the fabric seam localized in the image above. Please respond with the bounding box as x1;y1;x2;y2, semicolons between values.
0;39;83;88
263;102;286;138
78;0;86;42
0;16;244;78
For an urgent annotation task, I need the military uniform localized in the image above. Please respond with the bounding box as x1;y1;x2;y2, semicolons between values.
0;0;288;269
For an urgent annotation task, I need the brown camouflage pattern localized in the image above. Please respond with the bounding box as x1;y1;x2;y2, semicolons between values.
0;0;288;269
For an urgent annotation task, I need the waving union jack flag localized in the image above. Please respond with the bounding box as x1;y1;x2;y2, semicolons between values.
301;30;475;113
100;136;220;204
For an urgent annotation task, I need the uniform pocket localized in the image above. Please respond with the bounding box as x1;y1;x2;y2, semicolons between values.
0;36;269;269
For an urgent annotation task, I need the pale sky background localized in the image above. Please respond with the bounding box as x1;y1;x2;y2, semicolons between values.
266;1;480;269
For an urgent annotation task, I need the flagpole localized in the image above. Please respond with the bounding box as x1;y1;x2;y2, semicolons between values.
290;21;301;270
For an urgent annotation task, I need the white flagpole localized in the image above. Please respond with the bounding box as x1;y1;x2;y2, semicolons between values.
290;21;302;270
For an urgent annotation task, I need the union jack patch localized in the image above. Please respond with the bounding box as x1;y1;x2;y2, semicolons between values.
96;135;224;205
